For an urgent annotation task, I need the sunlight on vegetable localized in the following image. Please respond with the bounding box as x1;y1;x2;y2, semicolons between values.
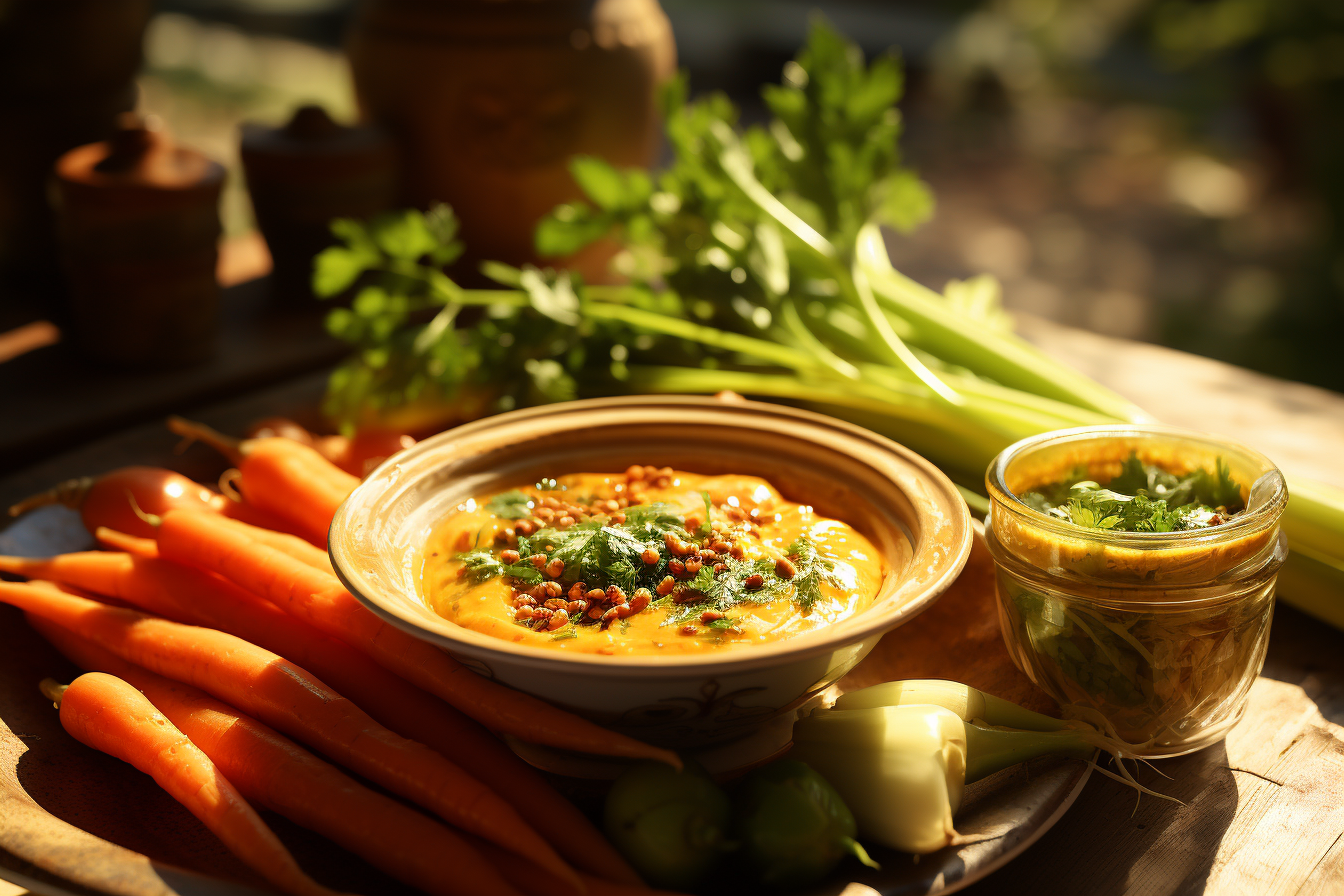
792;704;1098;854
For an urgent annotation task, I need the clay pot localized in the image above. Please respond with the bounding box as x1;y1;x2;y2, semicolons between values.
346;0;675;278
0;0;150;295
50;115;224;368
240;105;398;303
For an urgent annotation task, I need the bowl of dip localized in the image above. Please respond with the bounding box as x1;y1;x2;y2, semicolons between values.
329;396;972;751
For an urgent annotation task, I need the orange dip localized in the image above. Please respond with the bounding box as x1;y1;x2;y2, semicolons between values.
418;467;887;656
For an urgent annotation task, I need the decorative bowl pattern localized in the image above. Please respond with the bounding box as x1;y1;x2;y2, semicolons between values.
330;396;973;749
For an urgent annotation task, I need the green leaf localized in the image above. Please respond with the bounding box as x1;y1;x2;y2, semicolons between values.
571;156;628;211
870;170;933;234
535;213;611;258
313;244;379;297
369;209;440;260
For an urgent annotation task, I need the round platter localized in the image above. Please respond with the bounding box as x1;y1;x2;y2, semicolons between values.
0;505;1090;896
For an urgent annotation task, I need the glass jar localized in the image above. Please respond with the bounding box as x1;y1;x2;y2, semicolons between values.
984;425;1288;757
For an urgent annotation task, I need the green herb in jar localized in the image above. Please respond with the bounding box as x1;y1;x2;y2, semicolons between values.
1020;453;1245;532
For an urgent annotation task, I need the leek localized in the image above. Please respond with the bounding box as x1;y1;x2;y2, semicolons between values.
833;679;1069;732
790;704;1093;854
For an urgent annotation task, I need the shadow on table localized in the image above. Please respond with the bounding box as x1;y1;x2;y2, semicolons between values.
1259;602;1344;728
957;742;1238;896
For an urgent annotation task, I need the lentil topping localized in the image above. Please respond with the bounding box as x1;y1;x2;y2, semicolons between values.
418;467;889;655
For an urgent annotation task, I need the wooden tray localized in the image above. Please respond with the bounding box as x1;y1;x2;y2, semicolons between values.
0;508;1089;896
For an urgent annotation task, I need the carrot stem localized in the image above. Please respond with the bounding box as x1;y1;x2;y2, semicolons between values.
167;416;245;464
8;477;94;517
39;678;67;705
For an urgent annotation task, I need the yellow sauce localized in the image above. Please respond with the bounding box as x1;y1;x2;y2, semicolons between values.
417;469;887;656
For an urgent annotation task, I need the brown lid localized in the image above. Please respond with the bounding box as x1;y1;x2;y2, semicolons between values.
56;113;224;189
53;114;225;208
240;105;395;174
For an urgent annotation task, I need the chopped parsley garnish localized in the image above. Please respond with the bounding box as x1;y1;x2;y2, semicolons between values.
485;490;534;519
455;491;842;630
1021;453;1245;532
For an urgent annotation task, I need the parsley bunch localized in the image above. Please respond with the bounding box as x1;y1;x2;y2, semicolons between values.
311;17;1145;476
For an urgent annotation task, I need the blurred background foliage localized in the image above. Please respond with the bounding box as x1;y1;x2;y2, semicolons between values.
142;0;1344;391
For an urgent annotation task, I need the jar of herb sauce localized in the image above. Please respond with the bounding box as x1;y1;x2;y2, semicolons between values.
984;426;1288;757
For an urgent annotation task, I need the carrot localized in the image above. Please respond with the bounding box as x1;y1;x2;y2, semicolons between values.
205;516;335;576
31;620;523;896
3;547;643;885
168;417;357;547
95;528;159;556
0;580;583;895
96;520;331;576
6;465;306;540
42;671;342;896
245;417;416;478
155;508;681;768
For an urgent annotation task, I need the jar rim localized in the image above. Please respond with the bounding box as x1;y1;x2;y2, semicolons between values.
986;424;1289;550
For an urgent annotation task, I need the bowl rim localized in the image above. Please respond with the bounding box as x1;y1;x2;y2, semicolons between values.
329;396;974;677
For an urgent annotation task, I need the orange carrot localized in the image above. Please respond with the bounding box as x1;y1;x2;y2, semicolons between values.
205;516;335;575
32;620;523;896
97;520;331;576
0;580;583;895
168;417;358;547
2;547;642;885
43;671;342;896
95;528;159;556
244;417;416;478
155;508;681;767
6;465;307;540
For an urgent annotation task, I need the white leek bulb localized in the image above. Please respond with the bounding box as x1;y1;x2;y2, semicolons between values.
792;703;1096;854
790;704;968;854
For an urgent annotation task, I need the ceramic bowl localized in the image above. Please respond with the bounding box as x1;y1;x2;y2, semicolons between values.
329;396;972;750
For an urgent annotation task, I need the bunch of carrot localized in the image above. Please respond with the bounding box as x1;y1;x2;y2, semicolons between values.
2;418;679;896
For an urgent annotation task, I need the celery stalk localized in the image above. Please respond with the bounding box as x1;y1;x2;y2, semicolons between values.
854;225;1153;424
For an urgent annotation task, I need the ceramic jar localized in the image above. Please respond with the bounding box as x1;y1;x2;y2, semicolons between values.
346;0;675;275
51;115;224;367
240;105;398;303
0;0;150;293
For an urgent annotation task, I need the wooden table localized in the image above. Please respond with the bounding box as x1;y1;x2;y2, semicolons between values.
1;300;1342;896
